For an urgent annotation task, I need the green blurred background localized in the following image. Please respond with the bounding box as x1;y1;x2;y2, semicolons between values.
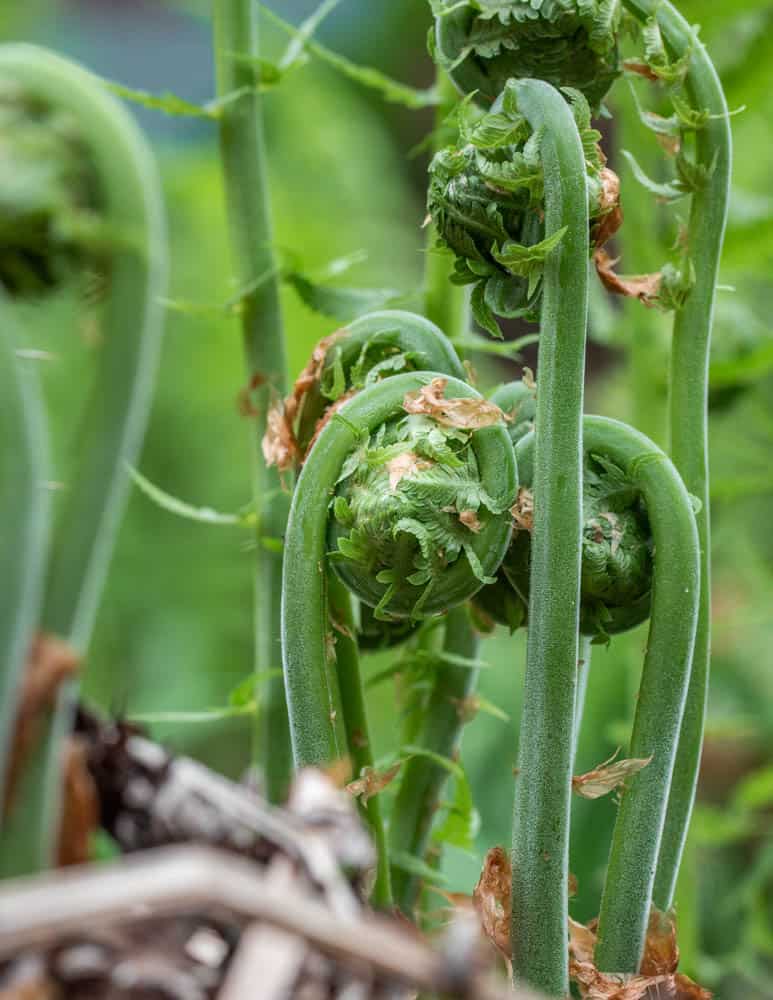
4;1;773;995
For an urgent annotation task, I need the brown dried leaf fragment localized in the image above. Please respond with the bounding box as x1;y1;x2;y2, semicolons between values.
459;510;482;533
595;249;662;306
403;378;506;430
304;389;357;461
511;488;534;533
472;846;511;959
640;908;679;976
386;451;431;492
262;330;346;470
570;912;712;1000
57;737;99;867
569;917;596;965
262;398;300;472
4;633;80;814
345;761;403;803
623;60;660;81
594;168;624;248
572;751;652;800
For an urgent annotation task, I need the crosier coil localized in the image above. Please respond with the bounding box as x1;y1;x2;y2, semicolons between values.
475;393;653;639
432;0;622;110
426;81;619;332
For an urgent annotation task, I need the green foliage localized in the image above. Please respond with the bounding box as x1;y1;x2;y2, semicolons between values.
432;0;623;108
427;80;608;335
330;413;510;619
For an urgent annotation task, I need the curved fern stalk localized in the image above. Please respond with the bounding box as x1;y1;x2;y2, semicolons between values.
507;79;589;997
0;44;167;873
281;371;516;894
0;310;50;808
212;0;292;804
620;0;732;917
565;419;699;973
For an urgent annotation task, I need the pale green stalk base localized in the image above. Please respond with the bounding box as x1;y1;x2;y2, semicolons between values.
212;0;292;804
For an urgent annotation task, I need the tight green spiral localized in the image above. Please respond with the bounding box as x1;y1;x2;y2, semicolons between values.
475;400;654;639
426;80;616;332
433;0;622;109
329;382;515;620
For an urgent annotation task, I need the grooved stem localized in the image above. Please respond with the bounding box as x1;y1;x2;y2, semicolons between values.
389;605;479;914
212;0;292;803
327;573;391;907
509;79;589;997
585;419;699;972
621;0;732;913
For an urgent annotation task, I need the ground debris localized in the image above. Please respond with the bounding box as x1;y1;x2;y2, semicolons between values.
0;710;522;999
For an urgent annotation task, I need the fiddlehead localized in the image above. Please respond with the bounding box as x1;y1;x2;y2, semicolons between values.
282;370;516;766
265;310;467;470
618;0;732;924
432;0;623;110
426;80;620;334
282;370;515;905
568;418;698;974
0;45;167;873
475;389;654;641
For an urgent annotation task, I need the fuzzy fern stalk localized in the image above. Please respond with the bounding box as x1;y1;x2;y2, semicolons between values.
212;0;292;804
617;0;732;937
0;45;167;875
432;0;622;110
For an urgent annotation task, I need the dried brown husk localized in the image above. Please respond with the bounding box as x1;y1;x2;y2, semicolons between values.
403;378;507;430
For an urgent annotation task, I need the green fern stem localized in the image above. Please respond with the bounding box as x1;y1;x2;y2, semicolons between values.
0;45;167;874
212;0;292;803
0;310;50;807
621;0;732;913
570;418;699;972
508;78;589;997
389;603;479;914
326;572;392;907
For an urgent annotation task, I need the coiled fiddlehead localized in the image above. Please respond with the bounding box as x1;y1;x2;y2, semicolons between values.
475;385;653;640
427;80;619;332
265;309;467;647
282;370;516;765
0;45;167;874
568;418;698;974
432;0;622;110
